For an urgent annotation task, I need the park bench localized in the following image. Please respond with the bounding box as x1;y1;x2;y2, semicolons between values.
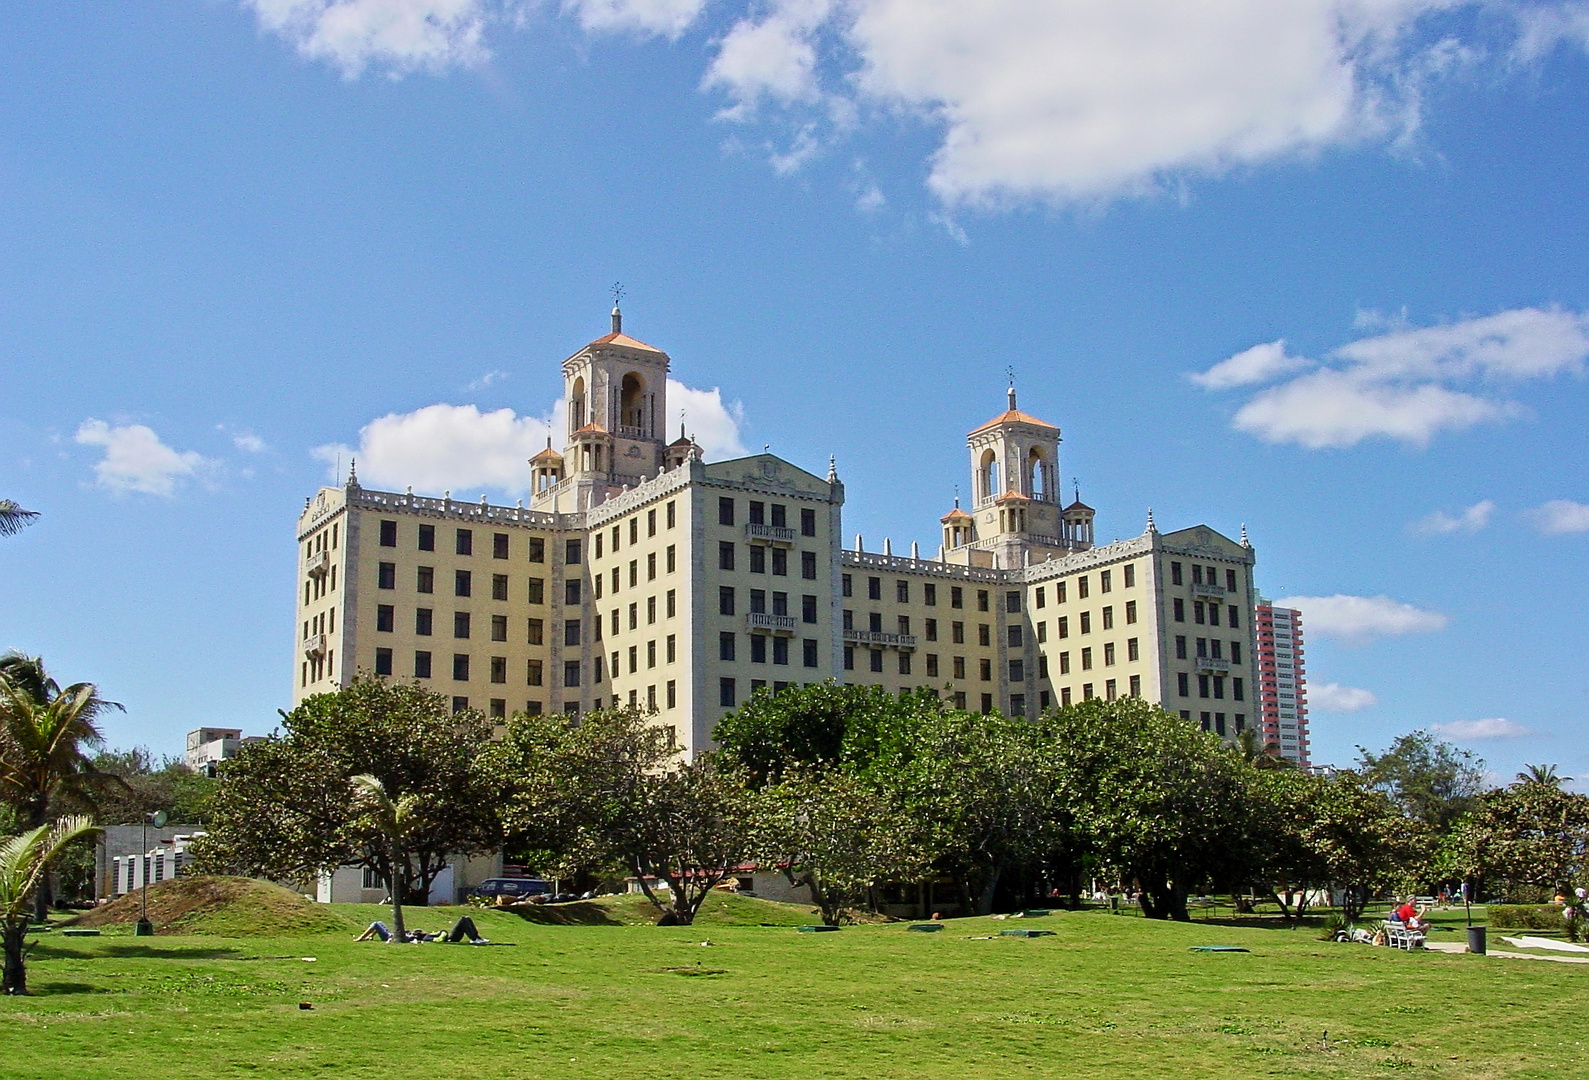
1384;921;1425;950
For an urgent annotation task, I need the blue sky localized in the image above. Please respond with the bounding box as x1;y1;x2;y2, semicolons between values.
3;1;1587;783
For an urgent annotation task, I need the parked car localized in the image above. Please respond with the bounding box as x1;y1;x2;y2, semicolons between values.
468;877;552;901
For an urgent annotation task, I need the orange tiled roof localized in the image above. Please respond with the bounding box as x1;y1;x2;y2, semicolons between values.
940;507;973;522
530;446;564;463
969;408;1058;434
587;331;665;354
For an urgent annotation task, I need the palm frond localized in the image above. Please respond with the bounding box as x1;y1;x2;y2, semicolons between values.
0;501;40;538
0;816;99;920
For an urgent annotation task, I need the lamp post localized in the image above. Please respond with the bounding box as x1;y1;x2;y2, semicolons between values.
134;810;168;937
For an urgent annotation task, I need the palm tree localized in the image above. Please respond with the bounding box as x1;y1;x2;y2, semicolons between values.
1515;763;1570;788
351;775;423;945
1;816;99;994
0;656;123;918
0;501;39;538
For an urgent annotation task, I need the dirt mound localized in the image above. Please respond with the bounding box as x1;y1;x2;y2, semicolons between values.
68;876;357;936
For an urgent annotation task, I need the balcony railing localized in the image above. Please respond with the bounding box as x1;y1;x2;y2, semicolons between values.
306;550;330;577
843;629;918;650
747;612;798;635
1195;656;1231;673
302;634;327;658
745;522;797;545
616;424;648;438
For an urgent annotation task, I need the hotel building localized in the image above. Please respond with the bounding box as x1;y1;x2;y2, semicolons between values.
294;309;1262;756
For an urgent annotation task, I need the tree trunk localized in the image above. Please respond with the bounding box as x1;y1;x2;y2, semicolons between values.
2;923;28;995
388;846;407;945
976;867;1002;916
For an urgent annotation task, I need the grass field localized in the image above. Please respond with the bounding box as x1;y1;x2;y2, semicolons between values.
3;893;1584;1079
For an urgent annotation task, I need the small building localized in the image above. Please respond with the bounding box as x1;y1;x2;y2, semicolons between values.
110;832;206;896
185;728;265;773
314;850;505;906
95;823;204;899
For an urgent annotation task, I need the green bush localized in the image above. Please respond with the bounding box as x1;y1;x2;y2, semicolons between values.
1486;905;1570;931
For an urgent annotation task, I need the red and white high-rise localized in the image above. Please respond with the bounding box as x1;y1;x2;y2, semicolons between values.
1255;598;1310;766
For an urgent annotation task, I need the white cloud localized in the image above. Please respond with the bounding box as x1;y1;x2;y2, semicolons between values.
1412;499;1494;535
1190;340;1312;390
1430;717;1531;739
464;370;510;392
315;379;745;495
1526;498;1589;535
1277;593;1448;644
244;0;492;77
75;420;214;497
703;0;831;116
1207;307;1589;448
1310;682;1379;712
564;0;707;38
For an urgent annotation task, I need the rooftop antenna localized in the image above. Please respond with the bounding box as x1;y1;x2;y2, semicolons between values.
1005;365;1016;409
1073;478;1080;503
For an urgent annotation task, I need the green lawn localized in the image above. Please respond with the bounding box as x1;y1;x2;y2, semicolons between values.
3;902;1583;1079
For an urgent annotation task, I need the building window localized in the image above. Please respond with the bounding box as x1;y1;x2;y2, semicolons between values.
868;577;882;601
1125;600;1137;625
1080;647;1093;671
844;646;854;671
1079;612;1091;634
1171;562;1183;585
527;618;543;645
647;640;658;668
490;656;507;684
803;638;819;668
1233;678;1245;702
1173;598;1185;622
563;578;581;606
749;501;764;525
800;594;818;624
897;651;911;675
1059;651;1070;675
720;677;737;707
1009;659;1024;681
374;648;393;676
418;524;435;552
491;614;508;642
870;649;884;673
718;497;735;526
527;660;543;687
980;693;993;714
953;655;966;679
773;637;790;666
376;604;394;632
414;608;433;636
951;621;965;644
486;573;507;602
1198;674;1210;699
564;619;581;647
951;586;963;609
1127;637;1139;662
750;635;767;664
1102;606;1114;630
455;569;472;597
378;562;396;590
379;520;397;547
645;552;657;581
1129;674;1141;697
628;603;638;631
925;618;939;641
1008;624;1023;648
1105;679;1117;701
977;589;990;612
452;696;469;714
563;660;580;688
454;612;471;639
979;657;992;681
719;587;735;616
719;542;736;571
897;580;910;603
1227;606;1240;628
453;654;470;681
842;574;852;598
1103;642;1116;666
409;650;431;679
564;539;581;564
526;577;545;605
1057;616;1069;638
800;507;816;536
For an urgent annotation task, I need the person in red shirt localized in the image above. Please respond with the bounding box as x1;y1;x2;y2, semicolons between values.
1394;898;1429;933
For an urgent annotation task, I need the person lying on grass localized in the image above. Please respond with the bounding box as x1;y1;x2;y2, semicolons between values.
355;916;488;944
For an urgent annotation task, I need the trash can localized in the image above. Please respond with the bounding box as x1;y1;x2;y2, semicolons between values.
1466;926;1486;954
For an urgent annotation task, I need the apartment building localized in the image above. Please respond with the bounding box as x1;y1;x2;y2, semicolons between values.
295;308;1260;753
1255;599;1310;765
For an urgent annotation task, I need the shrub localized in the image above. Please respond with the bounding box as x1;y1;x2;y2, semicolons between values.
1486;904;1570;931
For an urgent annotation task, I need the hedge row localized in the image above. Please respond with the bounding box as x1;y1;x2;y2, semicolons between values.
1487;904;1574;930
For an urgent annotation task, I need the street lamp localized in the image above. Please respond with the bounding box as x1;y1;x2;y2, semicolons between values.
134;810;168;937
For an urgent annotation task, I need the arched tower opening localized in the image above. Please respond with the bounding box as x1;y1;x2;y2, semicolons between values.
978;449;999;505
570;376;586;433
620;372;646;435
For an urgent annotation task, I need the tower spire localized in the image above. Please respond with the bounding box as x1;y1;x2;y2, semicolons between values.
610;281;625;334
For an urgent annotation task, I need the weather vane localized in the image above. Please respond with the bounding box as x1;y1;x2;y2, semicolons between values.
1005;365;1015;386
611;281;625;306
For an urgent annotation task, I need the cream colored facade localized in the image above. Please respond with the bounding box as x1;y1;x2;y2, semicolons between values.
295;312;1260;753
